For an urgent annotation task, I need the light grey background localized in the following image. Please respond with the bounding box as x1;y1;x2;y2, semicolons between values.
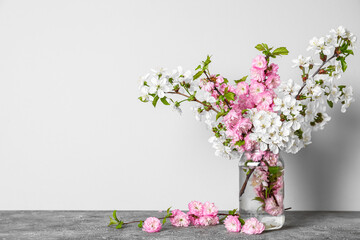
0;0;359;211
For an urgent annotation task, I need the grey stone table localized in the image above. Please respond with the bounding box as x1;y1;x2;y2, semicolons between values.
0;211;359;239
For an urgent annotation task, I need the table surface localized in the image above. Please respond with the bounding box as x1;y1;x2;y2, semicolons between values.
0;211;359;239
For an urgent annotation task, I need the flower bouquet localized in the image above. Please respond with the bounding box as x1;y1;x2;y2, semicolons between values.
128;26;356;233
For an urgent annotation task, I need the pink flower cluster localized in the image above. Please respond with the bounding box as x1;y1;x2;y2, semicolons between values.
142;217;162;233
187;201;219;226
141;200;266;235
223;216;265;235
222;55;281;152
170;209;190;227
199;75;238;111
241;217;265;234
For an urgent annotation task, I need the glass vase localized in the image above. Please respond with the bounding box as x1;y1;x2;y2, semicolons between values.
239;150;285;230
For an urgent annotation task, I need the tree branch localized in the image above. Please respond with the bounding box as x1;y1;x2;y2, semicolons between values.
167;91;219;113
295;53;337;98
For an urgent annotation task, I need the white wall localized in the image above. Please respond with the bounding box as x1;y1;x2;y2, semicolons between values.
0;0;359;210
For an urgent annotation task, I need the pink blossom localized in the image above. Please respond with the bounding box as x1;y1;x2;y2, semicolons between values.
252;55;267;70
255;91;273;111
265;74;281;89
223;110;240;130
187;212;202;226
142;217;162;233
199;216;219;226
264;152;278;166
236;82;249;95
272;176;284;195
188;201;203;216
170;210;190;227
252;168;269;187
200;80;214;92
241;217;265;235
202;202;218;216
242;135;257;152
224;215;242;232
215;76;224;87
266;63;279;76
250;82;265;95
171;209;183;217
250;68;265;82
265;195;283;216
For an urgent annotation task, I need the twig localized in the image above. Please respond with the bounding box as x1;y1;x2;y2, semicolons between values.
167;91;219;113
295;53;337;98
203;71;231;109
239;168;255;197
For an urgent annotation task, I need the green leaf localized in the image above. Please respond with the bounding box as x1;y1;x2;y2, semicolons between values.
138;96;148;103
160;97;170;105
272;47;289;56
268;166;280;174
253;197;265;203
241;109;248;115
138;221;143;228
255;44;265;51
166;207;171;214
116;221;124;229
193;71;203;80
113;210;120;222
338;85;346;91
239;218;245;226
216;111;227;121
152;95;159;107
262;43;269;50
108;217;118;226
195;64;201;70
340;58;347;72
234;75;248;84
162;217;167;224
224;92;235;101
327;100;333;108
235;140;245;147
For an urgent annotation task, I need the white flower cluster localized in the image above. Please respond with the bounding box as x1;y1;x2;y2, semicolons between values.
268;26;357;154
248;110;283;154
208;136;240;160
138;66;202;115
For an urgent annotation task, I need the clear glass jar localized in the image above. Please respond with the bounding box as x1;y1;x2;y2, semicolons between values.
239;150;285;230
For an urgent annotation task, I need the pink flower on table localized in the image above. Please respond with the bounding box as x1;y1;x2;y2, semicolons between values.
265;74;281;89
142;217;162;233
241;217;265;235
187;213;204;226
250;82;265;95
199;216;219;226
188;201;203;216
202;202;218;216
236;82;249;95
265;195;283;216
250;68;265;82
252;55;268;70
224;215;242;232
170;210;190;227
171;209;183;217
